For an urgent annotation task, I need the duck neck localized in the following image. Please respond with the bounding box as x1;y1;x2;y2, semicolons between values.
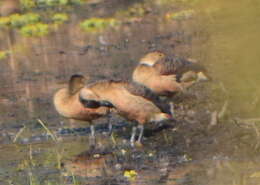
68;82;82;95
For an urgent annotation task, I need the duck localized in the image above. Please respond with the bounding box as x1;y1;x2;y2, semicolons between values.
80;80;173;146
53;74;114;146
0;0;20;16
132;51;210;96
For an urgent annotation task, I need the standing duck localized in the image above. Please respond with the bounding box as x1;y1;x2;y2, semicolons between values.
53;74;114;146
80;80;172;146
132;51;210;96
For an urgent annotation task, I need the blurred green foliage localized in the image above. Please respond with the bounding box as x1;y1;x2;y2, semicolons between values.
10;13;41;28
80;17;120;33
36;0;84;7
0;17;11;28
115;3;148;20
126;4;147;17
154;0;201;5
165;9;194;20
0;50;10;60
20;0;36;9
52;13;69;24
0;13;41;28
20;23;49;37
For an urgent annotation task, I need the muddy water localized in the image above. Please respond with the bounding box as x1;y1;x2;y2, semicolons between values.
196;0;260;116
0;0;259;184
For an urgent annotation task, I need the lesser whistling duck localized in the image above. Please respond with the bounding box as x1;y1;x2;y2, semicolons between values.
0;0;20;16
132;51;210;96
80;80;172;146
53;74;114;146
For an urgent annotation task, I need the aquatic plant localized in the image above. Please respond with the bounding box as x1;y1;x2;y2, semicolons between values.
127;4;147;17
0;50;10;60
20;0;36;9
52;13;69;24
69;0;85;5
80;17;120;33
115;3;148;21
124;170;138;181
36;0;84;7
58;0;69;6
0;17;11;28
10;13;41;28
165;9;195;20
20;23;49;37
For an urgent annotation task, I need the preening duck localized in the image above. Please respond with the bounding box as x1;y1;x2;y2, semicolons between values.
80;80;172;146
53;74;114;146
133;51;210;96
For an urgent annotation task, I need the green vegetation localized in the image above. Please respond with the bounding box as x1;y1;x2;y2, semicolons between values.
33;0;85;7
20;23;49;37
10;13;41;28
0;17;10;28
52;13;69;24
0;13;41;28
20;0;36;9
165;9;194;20
0;50;10;60
80;17;120;33
116;3;147;18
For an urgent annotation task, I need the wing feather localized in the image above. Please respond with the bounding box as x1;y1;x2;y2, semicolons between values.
124;82;171;114
154;55;206;81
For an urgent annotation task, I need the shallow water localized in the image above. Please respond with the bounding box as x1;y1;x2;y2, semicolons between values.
195;0;260;117
0;0;259;184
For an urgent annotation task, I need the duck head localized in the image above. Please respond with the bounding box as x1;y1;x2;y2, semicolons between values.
69;74;86;95
139;51;165;66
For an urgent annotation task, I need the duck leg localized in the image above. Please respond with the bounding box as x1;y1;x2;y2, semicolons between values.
130;126;137;147
107;114;113;136
169;102;174;117
137;124;144;144
89;124;96;148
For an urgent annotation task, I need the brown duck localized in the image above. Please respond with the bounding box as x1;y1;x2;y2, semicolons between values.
80;80;172;146
132;51;210;96
53;74;114;146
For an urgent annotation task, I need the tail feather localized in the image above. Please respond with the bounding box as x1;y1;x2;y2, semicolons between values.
79;96;114;108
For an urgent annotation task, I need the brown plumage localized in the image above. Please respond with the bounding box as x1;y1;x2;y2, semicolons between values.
0;0;20;16
133;51;210;96
81;79;172;146
53;74;113;146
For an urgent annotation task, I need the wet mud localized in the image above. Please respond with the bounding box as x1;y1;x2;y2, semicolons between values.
0;0;259;185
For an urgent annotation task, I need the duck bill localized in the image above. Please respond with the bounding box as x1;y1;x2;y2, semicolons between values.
197;72;210;82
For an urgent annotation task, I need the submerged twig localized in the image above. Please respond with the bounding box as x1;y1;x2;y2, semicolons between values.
208;111;218;129
252;122;260;151
13;125;26;143
37;119;58;142
55;150;62;170
218;100;228;119
29;144;35;167
236;118;260;124
71;171;78;185
111;132;117;146
219;82;228;94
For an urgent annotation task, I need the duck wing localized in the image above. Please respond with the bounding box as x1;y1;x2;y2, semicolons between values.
125;82;171;114
154;55;206;81
79;88;114;108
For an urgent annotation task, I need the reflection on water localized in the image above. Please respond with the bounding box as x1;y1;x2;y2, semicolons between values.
0;0;259;184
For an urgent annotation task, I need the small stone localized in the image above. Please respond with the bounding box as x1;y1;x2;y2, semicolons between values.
115;163;122;170
22;138;29;144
